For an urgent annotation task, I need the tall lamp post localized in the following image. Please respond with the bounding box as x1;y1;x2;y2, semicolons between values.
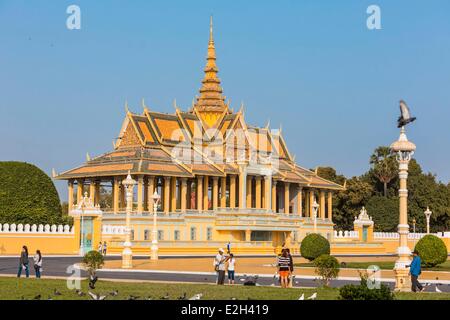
424;207;432;234
122;172;136;269
150;190;161;261
390;126;416;292
312;197;319;234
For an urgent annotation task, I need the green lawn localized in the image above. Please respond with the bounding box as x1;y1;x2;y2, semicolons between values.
1;277;449;300
295;260;450;272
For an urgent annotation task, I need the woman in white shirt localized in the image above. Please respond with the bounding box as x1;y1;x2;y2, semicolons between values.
227;253;236;285
33;250;42;278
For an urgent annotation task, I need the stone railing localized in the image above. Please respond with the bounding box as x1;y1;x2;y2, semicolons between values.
0;223;74;234
333;230;359;239
102;225;126;235
374;232;450;239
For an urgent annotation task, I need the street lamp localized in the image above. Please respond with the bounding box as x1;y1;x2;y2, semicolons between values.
121;171;136;269
150;190;161;261
424;207;432;234
312;197;319;234
390;126;416;292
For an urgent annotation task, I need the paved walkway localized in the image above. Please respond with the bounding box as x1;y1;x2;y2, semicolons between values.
103;256;450;282
1;256;449;292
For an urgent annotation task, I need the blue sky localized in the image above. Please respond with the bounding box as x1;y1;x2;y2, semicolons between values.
1;0;449;200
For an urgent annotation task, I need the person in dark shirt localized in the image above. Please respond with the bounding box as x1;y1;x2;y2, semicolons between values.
17;245;30;278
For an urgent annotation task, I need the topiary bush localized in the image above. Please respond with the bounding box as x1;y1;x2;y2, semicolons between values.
0;161;66;225
300;233;330;261
313;254;340;286
339;275;394;300
414;235;448;267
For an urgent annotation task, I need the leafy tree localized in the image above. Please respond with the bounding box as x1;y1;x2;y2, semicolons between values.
316;167;346;185
370;146;398;197
82;250;105;281
322;153;450;232
313;254;340;286
365;196;398;232
333;177;374;230
0;161;67;225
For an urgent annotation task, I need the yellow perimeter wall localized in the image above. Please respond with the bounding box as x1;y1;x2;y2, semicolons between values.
1;229;449;256
0;234;78;255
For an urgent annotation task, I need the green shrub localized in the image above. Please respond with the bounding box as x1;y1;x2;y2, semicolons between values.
300;233;330;261
414;235;448;267
82;250;104;276
0;161;66;225
313;254;340;286
339;275;394;300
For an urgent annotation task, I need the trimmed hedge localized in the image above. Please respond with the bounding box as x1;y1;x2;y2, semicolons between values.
414;235;448;267
300;233;330;261
0;161;65;225
339;276;394;300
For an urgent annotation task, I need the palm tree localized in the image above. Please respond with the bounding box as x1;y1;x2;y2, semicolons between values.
370;146;397;197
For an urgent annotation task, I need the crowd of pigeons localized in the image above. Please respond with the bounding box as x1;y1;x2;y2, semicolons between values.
19;273;447;300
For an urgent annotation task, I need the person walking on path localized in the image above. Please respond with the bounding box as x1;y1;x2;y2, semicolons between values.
102;241;107;256
33;250;42;278
214;248;228;285
226;242;231;254
408;250;424;292
277;249;291;288
227;253;236;285
97;242;103;253
17;246;30;278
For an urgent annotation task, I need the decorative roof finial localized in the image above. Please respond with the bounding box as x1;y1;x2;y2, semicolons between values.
192;16;226;114
210;15;214;43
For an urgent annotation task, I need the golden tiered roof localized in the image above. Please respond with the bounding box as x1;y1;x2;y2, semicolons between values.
56;19;344;191
192;17;229;128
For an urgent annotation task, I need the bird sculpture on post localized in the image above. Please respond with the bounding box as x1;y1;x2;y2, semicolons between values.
397;100;417;128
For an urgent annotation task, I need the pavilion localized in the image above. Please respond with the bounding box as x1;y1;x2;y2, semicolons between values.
55;18;344;254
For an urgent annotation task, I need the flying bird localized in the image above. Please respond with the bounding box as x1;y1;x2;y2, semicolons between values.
88;291;107;300
397;100;416;128
307;292;317;300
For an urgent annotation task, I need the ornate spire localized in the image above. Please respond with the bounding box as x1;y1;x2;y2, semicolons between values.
193;16;227;116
